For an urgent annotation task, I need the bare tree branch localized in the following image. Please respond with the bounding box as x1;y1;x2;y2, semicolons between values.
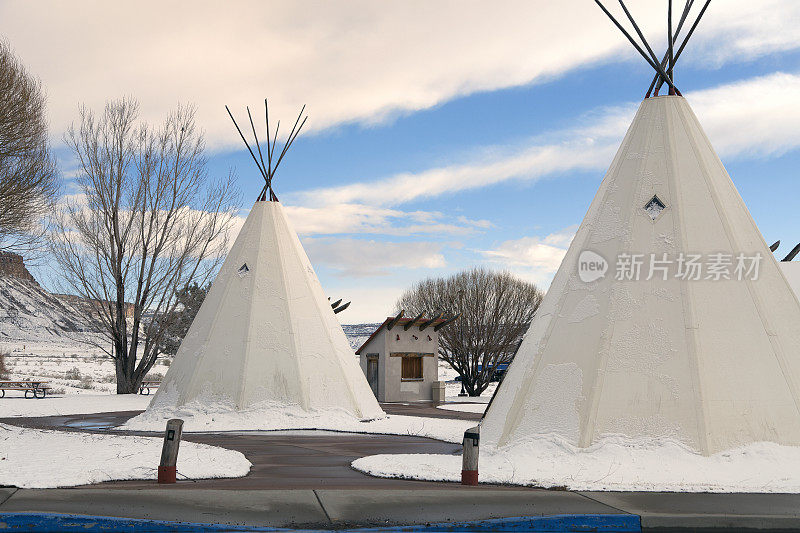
50;99;240;393
0;40;59;255
397;267;543;396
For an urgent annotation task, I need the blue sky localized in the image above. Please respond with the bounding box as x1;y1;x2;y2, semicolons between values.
3;0;800;322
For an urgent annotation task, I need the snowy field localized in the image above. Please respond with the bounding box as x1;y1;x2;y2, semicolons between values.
0;334;487;400
352;435;800;493
0;423;251;488
1;393;151;418
0;339;171;397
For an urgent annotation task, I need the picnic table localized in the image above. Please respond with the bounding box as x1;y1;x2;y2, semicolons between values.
139;380;161;395
0;380;51;399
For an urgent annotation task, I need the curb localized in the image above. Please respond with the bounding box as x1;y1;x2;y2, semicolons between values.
0;512;642;532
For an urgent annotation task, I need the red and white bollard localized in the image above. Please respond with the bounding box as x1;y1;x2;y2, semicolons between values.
461;425;480;486
157;418;183;484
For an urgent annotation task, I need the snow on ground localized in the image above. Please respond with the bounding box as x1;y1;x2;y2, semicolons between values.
352;435;800;493
1;339;171;396
124;399;473;443
436;403;487;414
0;422;251;488
0;393;151;418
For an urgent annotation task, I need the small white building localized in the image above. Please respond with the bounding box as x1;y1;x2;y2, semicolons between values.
356;314;452;403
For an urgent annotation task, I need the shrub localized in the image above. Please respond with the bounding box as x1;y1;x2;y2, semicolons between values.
64;366;81;380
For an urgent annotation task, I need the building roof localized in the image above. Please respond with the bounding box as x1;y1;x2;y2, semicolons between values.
355;315;449;355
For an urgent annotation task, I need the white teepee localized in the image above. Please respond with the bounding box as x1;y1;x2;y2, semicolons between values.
482;94;800;455
782;262;800;300
151;200;384;420
148;101;383;421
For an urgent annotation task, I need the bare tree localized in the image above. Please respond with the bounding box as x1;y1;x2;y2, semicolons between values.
397;268;543;396
0;40;58;252
51;98;240;393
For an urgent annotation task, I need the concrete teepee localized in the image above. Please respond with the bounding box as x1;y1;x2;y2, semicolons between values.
483;4;800;455
781;262;800;302
149;102;384;421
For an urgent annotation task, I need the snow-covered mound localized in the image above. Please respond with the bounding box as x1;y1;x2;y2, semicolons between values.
0;276;96;342
0;423;251;488
124;394;471;443
352;435;800;493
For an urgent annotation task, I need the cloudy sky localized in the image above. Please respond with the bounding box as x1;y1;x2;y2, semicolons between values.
2;0;800;322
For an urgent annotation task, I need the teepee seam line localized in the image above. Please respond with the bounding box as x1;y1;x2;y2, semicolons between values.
237;205;266;410
179;220;251;408
276;206;310;412
580;100;655;448
667;99;709;454
680;99;800;440
282;205;368;418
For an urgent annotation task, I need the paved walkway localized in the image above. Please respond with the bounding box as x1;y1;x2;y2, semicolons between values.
1;404;482;490
4;487;800;530
4;404;800;530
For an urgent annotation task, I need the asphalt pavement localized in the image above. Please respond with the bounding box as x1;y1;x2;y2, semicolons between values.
3;404;800;531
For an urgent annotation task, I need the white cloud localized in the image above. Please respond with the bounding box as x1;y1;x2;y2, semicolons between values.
303;237;445;277
292;71;800;209
690;72;800;157
2;1;799;150
283;203;491;237
292;141;615;208
332;285;406;325
481;226;578;286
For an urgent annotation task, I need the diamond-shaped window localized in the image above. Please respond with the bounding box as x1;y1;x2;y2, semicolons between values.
644;195;666;220
237;263;250;278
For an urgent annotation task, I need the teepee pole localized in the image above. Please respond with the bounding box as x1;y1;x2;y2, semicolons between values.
594;0;678;93
647;0;694;97
247;106;268;181
784;244;800;262
272;106;307;175
616;0;677;92
668;0;675;93
225;105;268;183
265;99;273;178
654;0;711;94
227;101;308;202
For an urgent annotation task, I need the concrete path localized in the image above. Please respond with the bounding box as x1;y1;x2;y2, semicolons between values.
4;488;800;530
4;406;800;530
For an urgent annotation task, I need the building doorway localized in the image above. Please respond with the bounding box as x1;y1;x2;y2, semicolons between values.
366;356;379;398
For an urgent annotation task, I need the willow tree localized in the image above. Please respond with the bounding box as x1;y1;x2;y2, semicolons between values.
52;99;240;393
397;268;543;396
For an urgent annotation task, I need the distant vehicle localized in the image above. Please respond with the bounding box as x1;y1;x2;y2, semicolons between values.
452;362;510;383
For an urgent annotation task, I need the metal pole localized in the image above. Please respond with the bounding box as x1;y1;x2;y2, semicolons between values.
158;418;184;484
458;289;467;397
461;425;480;485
